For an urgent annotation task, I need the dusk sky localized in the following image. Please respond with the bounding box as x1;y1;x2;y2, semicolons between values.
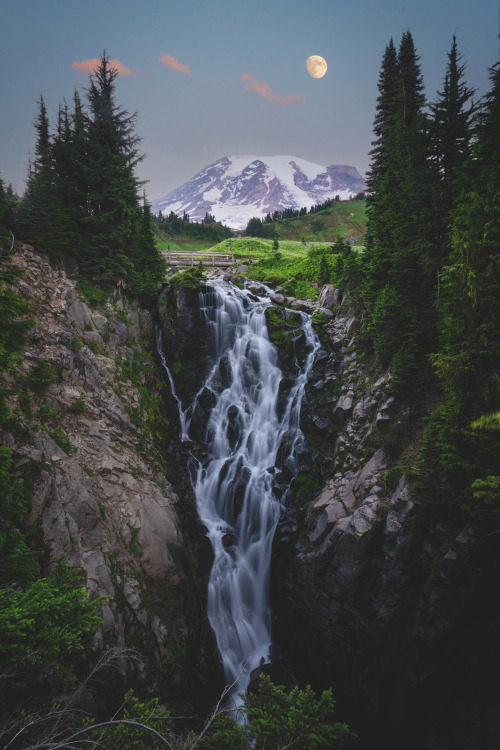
0;0;498;202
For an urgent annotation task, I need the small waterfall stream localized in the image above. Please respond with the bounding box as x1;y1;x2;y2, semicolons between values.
158;279;319;704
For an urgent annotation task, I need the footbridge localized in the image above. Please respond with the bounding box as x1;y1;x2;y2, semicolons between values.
163;251;235;267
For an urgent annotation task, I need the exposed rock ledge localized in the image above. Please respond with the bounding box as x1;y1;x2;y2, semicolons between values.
271;284;499;749
1;245;192;689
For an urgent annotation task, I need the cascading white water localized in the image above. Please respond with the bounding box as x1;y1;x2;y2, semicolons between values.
158;279;318;704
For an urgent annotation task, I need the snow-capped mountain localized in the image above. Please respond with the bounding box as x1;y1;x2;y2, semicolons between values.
152;156;366;230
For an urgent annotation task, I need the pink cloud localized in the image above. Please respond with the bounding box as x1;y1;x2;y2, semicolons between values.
72;58;136;76
241;74;306;104
159;54;191;75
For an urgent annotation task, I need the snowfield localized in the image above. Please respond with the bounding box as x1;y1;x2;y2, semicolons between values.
152;155;366;229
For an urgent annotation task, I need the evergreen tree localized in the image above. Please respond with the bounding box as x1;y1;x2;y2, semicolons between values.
20;96;54;250
363;31;435;395
417;61;500;513
245;216;264;237
430;36;476;202
127;196;166;303
429;35;476;270
82;52;143;280
273;236;279;259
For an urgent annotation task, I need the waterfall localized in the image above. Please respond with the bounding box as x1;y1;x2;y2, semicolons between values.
158;279;319;705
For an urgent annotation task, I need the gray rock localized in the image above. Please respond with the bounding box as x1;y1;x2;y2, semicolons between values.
318;285;341;309
314;307;334;318
270;293;285;305
291;299;316;314
67;299;93;330
307;500;346;544
345;316;360;334
92;312;108;334
353;449;386;499
333;393;353;423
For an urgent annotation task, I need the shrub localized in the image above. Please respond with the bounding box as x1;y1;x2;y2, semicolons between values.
212;675;354;749
0;557;103;669
28;359;57;393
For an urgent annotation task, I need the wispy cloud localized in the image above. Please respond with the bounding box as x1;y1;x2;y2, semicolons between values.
241;74;306;104
72;58;137;76
159;54;191;75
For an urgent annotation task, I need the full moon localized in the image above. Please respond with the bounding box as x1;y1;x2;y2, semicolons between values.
306;55;327;79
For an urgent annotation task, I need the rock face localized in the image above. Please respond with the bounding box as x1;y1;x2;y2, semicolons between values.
1;245;207;701
152;155;366;229
271;284;500;749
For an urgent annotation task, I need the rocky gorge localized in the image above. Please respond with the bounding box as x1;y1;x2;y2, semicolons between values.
3;244;499;748
156;266;499;748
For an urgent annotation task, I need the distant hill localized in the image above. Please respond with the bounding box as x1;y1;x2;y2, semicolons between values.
261;198;366;245
152;155;366;230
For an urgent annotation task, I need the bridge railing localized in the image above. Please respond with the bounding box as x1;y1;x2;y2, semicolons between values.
162;251;235;266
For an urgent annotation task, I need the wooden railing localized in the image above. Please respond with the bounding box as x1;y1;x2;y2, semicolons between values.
162;251;235;267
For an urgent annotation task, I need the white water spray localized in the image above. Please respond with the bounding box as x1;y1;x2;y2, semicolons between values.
158;280;318;702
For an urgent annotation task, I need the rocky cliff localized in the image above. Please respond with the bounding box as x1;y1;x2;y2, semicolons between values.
6;250;497;745
1;245;210;703
266;285;500;750
140;270;500;747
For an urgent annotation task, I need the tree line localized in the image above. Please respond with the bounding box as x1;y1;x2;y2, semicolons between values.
338;31;499;515
155;209;233;241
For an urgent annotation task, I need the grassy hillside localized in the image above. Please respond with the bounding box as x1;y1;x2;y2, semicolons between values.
154;200;367;254
207;237;357;300
156;234;218;253
265;199;366;244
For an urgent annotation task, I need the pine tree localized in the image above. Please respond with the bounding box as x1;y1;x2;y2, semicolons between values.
429;35;476;271
127;196;166;303
20;96;55;251
82;52;143;280
363;38;400;311
430;36;476;202
418;61;500;513
363;31;436;395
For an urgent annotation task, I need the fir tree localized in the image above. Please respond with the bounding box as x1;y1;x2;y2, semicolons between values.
418;61;500;513
429;35;476;271
20;96;54;251
82;52;143;280
363;31;435;395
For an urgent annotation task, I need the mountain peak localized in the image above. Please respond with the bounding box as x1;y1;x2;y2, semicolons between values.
152;155;366;229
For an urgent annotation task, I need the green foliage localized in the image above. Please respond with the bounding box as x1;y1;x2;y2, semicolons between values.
28;358;57;393
0;241;33;372
0;557;102;669
471;412;500;431
258;200;367;244
245;216;265;237
68;393;86;413
39;400;56;423
168;264;206;292
46;424;73;454
318;255;330;286
76;276;112;306
415;61;500;514
363;31;436;392
19;54;166;297
212;676;354;749
224;237;341;295
70;335;84;351
0;448;41;587
88;689;172;749
156;209;232;244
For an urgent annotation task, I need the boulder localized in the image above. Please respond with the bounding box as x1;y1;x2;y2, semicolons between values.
318;285;341;309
